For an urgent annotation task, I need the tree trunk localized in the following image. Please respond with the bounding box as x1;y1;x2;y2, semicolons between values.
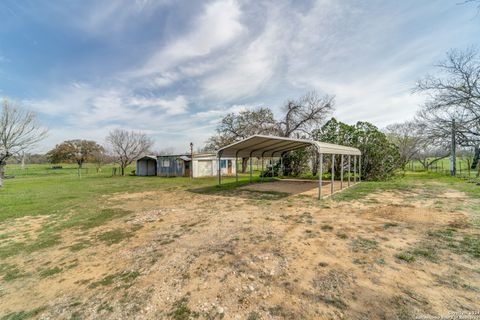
450;120;456;176
242;158;248;173
0;164;5;188
311;152;318;176
21;152;25;170
472;145;479;170
77;162;83;177
121;166;125;176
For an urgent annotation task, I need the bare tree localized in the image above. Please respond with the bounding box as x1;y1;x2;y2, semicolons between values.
205;107;277;149
205;107;277;172
413;146;449;170
462;0;480;12
92;148;111;173
385;121;424;169
106;129;153;176
205;92;334;173
0;99;47;188
416;48;480;174
277;91;334;137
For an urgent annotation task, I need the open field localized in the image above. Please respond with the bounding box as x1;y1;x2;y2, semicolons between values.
0;165;479;319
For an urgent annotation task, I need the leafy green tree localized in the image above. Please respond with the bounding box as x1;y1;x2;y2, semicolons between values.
281;148;310;177
313;118;400;180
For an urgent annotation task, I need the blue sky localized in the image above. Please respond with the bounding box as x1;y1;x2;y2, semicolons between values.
0;0;479;153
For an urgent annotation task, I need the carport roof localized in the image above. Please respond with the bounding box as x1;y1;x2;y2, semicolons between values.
217;135;361;158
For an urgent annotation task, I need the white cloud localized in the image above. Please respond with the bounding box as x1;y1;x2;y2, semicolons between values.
136;0;244;77
150;72;179;88
26;83;188;129
192;103;251;122
200;7;283;101
129;95;188;115
69;0;172;36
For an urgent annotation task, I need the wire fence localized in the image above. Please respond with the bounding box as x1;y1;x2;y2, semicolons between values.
406;159;480;183
4;164;136;178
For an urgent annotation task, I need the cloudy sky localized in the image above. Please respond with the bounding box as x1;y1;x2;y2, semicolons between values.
0;0;479;153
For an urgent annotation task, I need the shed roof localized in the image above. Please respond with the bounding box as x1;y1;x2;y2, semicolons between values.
217;135;361;158
137;155;157;161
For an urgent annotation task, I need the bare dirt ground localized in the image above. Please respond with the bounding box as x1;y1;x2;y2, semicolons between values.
1;181;479;320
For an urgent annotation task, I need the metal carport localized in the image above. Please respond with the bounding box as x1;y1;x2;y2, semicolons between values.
216;135;362;199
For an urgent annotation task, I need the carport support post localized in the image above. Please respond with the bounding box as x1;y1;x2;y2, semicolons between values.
359;155;362;182
354;156;357;183
271;157;274;179
318;153;323;200
235;155;238;183
348;155;351;187
261;157;264;182
280;156;283;177
249;157;253;183
217;154;222;185
331;154;335;195
340;155;344;190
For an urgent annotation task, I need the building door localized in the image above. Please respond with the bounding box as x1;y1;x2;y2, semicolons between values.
197;160;212;177
227;160;232;175
147;159;157;176
184;161;191;177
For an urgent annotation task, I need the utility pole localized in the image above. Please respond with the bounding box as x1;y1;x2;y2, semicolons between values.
450;119;456;176
190;142;193;179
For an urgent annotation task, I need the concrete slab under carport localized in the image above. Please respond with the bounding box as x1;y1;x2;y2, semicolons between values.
239;179;356;198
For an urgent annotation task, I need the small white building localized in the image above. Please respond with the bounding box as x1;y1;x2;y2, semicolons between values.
136;153;236;178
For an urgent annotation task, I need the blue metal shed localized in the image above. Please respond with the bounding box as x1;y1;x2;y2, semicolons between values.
136;156;157;176
157;155;191;177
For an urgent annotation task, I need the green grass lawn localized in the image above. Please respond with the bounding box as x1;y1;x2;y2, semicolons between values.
333;171;480;202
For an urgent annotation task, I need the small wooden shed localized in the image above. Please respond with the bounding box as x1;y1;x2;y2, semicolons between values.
157;155;191;177
136;156;157;176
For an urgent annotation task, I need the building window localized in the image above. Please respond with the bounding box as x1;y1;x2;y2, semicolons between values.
162;159;170;168
220;160;227;168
